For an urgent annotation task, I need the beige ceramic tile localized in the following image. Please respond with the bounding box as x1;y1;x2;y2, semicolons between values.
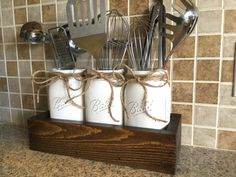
57;3;67;22
1;0;13;8
195;83;218;104
3;27;15;43
5;44;17;60
0;31;2;44
27;6;41;22
10;94;21;108
22;94;34;109
0;61;6;76
197;0;222;10
223;35;236;58
218;108;236;129
172;104;192;124
0;45;3;59
173;60;194;80
218;130;236;150
221;60;234;82
42;5;56;22
173;37;195;58
193;128;216;148
27;0;40;5
44;43;55;59
0;77;8;92
14;0;26;6
32;61;45;73
41;0;54;4
198;10;222;34
130;0;149;15
110;0;128;16
16;26;24;43
224;0;236;9
0;28;3;45
17;44;30;60
20;78;33;93
35;95;48;111
45;60;56;70
6;61;18;76
0;108;11;123
33;78;47;94
11;109;24;126
14;8;27;25
0;93;9;107
224;10;236;33
220;84;236;105
31;44;44;60
196;60;220;81
19;61;31;77
2;9;14;26
8;78;20;93
194;106;217;127
181;126;192;145
172;83;193;103
198;35;221;57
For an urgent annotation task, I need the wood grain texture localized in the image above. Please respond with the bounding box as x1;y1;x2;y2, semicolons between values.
28;112;181;174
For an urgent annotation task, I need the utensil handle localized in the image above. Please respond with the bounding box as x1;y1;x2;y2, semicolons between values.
233;43;236;97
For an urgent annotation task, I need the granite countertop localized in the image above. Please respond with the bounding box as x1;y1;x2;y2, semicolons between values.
0;124;236;177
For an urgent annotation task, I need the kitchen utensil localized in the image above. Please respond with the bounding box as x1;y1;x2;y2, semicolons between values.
97;9;129;70
157;3;166;69
66;0;107;59
128;17;150;70
142;2;160;70
233;43;236;97
48;26;76;70
163;0;198;66
20;21;49;44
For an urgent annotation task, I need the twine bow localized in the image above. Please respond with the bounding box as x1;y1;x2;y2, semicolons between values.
121;64;169;122
84;68;125;122
32;70;85;109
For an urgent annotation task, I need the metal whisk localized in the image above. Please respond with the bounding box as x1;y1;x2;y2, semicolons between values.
97;9;129;70
128;17;152;71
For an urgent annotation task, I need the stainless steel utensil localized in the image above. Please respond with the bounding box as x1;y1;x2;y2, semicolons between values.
128;17;150;70
20;21;49;44
48;27;76;70
142;3;160;70
66;0;107;59
97;9;129;70
157;3;166;69
163;0;198;66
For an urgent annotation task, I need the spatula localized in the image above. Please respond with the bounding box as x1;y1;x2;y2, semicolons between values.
66;0;107;59
163;0;198;66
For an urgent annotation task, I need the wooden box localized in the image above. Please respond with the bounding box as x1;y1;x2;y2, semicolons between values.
28;112;181;174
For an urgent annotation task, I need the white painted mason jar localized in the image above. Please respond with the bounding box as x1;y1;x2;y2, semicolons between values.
49;69;84;121
124;70;171;129
85;70;123;125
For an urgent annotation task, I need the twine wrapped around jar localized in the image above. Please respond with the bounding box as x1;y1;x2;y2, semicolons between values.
121;64;169;123
84;69;125;122
32;70;85;109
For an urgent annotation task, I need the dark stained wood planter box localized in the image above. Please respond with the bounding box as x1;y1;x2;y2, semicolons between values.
28;112;181;174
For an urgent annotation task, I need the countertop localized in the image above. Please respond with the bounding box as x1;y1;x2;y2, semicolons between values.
0;124;236;177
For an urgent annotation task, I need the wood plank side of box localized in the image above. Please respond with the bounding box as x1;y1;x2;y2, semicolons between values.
28;112;181;174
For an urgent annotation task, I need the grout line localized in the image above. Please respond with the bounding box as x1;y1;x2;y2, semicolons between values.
190;0;199;147
14;0;26;126
215;0;225;149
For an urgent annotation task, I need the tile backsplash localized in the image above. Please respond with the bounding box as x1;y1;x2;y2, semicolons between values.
0;0;236;151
